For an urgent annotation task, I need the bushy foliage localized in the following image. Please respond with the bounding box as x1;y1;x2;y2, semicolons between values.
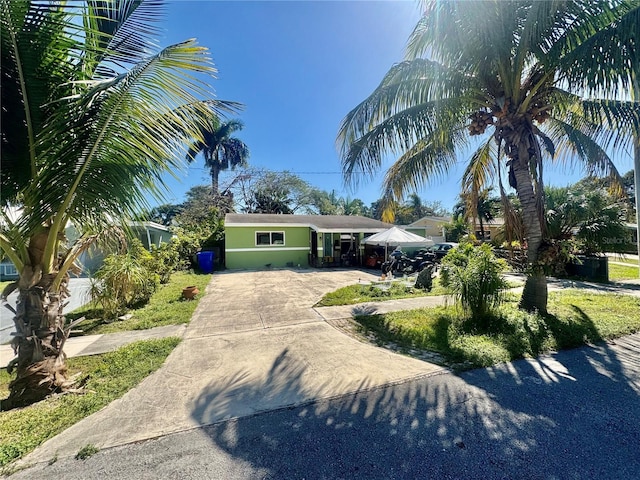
545;185;631;255
149;240;183;283
443;215;469;243
440;243;508;320
91;240;160;319
535;239;579;276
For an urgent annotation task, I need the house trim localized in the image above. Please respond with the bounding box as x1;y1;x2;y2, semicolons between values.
227;247;309;253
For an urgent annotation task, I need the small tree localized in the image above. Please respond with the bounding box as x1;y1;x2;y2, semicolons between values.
91;240;159;320
443;216;469;243
440;244;508;319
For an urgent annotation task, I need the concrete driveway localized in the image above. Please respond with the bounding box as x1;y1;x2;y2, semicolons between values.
21;269;445;464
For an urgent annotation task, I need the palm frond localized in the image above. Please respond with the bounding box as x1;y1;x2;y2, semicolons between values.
83;0;165;77
1;1;80;199
409;1;521;70
380;125;468;203
18;38;216;268
461;139;497;204
579;99;640;150
218;138;250;170
544;117;623;187
554;1;639;96
338;59;479;152
341;97;472;187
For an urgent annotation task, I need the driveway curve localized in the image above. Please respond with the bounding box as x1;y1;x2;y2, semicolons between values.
21;269;445;464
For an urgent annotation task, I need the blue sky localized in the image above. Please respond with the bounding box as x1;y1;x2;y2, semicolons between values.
156;0;635;212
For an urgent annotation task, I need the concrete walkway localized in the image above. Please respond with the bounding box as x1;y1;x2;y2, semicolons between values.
1;324;186;368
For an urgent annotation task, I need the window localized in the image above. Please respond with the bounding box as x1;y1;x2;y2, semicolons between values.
1;264;18;276
255;231;285;246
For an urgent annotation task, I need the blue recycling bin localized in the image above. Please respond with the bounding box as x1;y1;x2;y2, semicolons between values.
196;251;215;273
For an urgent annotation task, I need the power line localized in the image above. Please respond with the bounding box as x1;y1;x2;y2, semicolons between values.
188;167;366;174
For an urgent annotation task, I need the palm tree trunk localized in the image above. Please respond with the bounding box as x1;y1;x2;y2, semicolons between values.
635;142;639;276
632;75;640;277
211;166;220;195
512;147;548;313
2;267;74;410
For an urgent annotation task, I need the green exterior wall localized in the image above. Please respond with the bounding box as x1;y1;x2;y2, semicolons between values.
225;225;312;269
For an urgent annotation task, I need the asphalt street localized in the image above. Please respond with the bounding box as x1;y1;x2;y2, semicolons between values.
0;278;92;344
11;332;640;480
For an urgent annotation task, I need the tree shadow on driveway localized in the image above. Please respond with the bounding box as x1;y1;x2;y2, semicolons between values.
192;327;640;478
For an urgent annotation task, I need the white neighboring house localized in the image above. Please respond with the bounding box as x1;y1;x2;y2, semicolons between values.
0;213;172;280
75;221;173;275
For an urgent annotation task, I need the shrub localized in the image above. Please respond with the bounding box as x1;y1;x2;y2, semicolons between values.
91;239;159;319
440;243;508;319
443;215;469;243
149;239;183;283
415;264;435;290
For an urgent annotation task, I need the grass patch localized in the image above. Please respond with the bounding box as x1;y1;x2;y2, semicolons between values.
0;337;180;469
315;278;447;307
608;256;640;266
75;444;99;460
608;263;639;281
69;272;210;334
354;289;640;370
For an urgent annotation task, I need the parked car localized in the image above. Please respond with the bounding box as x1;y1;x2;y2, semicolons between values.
422;242;458;262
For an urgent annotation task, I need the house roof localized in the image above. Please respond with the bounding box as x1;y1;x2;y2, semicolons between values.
129;221;171;232
225;214;394;233
407;215;452;227
473;217;505;227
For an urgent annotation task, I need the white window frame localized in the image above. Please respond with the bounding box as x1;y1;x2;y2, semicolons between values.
255;231;285;246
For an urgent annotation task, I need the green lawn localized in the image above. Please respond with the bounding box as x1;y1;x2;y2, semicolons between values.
608;262;639;281
608;256;640;266
315;278;447;307
69;271;210;334
354;290;640;371
0;338;180;470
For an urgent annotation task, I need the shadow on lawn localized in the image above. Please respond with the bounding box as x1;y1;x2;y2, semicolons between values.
354;302;616;372
190;324;640;479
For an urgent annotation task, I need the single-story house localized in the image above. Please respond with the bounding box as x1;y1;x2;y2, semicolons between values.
77;221;173;274
471;217;505;241
0;221;172;280
404;216;452;243
224;214;394;269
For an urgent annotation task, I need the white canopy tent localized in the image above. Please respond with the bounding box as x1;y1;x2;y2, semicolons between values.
362;226;434;259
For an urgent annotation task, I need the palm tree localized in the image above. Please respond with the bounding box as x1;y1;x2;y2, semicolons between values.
454;189;498;240
0;0;235;408
338;0;639;313
186;119;250;195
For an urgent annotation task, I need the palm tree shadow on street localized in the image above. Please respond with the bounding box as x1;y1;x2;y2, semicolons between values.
191;318;640;478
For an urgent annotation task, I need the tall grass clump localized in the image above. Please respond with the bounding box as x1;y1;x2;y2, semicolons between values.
440;243;508;320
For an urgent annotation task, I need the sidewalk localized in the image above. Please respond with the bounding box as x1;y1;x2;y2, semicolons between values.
0;324;186;368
